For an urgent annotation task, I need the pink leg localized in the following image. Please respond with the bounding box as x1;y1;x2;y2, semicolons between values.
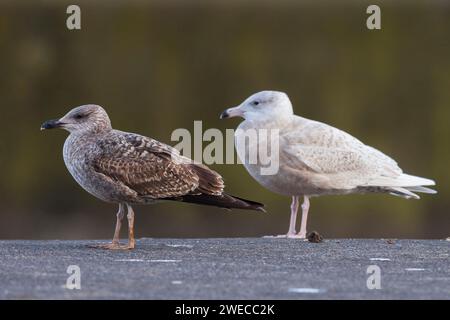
89;203;127;250
262;195;306;239
126;204;136;249
287;196;299;236
297;196;310;238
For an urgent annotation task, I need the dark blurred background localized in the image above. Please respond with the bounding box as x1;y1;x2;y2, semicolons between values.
0;0;448;239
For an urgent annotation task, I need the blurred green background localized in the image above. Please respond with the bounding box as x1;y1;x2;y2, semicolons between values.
0;0;448;239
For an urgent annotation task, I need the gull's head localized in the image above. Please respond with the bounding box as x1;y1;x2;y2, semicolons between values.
41;104;112;134
220;91;293;122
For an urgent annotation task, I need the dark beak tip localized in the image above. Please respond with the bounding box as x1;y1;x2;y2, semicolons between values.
219;111;229;119
40;122;51;131
40;119;61;130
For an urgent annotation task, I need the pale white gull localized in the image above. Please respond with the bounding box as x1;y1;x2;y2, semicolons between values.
220;91;436;239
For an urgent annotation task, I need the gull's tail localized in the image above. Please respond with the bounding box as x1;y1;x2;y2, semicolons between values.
167;193;266;212
377;173;437;200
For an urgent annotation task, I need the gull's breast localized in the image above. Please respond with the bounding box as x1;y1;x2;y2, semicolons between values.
63;135;115;203
234;121;327;196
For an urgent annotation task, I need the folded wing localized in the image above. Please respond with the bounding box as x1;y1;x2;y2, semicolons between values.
282;117;435;197
92;132;264;210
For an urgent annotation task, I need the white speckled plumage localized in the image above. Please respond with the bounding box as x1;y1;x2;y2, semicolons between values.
221;91;436;238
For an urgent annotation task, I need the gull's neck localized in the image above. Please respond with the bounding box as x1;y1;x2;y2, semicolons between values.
69;126;113;139
242;113;293;129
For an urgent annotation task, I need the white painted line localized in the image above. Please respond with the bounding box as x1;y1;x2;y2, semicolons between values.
288;288;323;294
405;268;425;271
115;259;145;262
370;258;391;261
166;244;194;248
115;259;181;263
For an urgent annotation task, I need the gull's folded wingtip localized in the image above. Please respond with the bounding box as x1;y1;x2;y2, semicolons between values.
258;206;267;213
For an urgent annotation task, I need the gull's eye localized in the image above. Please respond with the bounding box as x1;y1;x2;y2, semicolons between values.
251;100;260;106
75;114;85;120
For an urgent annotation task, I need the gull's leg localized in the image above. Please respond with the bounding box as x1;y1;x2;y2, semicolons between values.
125;204;136;250
264;196;300;238
90;203;125;249
112;206;125;245
297;196;310;239
286;196;299;237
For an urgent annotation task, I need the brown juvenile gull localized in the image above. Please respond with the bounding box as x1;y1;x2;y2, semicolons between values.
220;91;436;239
41;105;264;249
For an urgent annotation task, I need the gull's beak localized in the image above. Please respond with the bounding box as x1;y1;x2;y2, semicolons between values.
40;119;64;131
220;106;244;119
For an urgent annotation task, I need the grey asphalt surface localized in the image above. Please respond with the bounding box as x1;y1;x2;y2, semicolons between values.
0;238;449;299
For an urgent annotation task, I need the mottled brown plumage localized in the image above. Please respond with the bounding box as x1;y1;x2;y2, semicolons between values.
41;104;264;250
93;134;214;200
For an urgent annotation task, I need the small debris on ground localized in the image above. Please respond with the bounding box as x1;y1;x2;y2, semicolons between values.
307;231;323;243
385;239;396;245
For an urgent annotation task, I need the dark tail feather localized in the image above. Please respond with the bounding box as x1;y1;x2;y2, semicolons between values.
168;193;265;212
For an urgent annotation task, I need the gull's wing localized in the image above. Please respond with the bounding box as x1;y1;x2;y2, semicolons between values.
92;132;224;199
282;116;403;189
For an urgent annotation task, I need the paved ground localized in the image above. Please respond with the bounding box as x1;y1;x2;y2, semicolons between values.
0;238;448;299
